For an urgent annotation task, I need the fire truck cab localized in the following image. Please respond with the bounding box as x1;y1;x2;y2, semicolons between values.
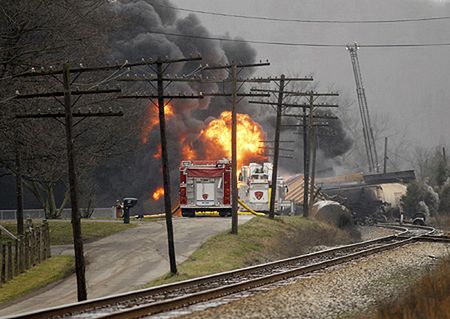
179;159;232;217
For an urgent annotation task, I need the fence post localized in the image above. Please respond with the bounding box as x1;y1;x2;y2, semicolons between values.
7;241;13;280
31;228;36;266
47;222;51;258
14;239;19;276
43;220;51;259
24;231;29;270
19;235;24;273
1;244;6;283
36;226;41;264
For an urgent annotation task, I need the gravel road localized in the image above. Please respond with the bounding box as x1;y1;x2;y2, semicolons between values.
177;242;450;319
0;216;251;317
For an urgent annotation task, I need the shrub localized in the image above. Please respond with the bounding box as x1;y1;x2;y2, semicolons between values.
401;180;439;217
439;178;450;214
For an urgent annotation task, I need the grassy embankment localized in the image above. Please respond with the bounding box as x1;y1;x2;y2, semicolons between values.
0;219;136;305
0;256;74;305
369;254;450;319
151;216;357;286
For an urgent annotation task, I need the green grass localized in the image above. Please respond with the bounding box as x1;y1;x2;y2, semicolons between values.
0;220;137;245
150;216;355;286
0;256;74;304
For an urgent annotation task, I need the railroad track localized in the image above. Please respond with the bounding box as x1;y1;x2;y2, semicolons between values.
8;224;446;319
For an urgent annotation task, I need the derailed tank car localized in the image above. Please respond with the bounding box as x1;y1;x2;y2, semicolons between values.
322;183;406;223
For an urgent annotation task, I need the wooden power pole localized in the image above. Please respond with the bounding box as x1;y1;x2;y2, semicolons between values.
62;64;86;300
250;86;337;217
118;56;203;274
250;76;317;218
202;62;270;234
268;75;285;219
13;60;150;301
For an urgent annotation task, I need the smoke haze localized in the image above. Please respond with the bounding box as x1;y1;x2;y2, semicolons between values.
97;0;353;212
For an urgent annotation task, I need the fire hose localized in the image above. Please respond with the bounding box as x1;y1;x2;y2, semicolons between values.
237;198;265;216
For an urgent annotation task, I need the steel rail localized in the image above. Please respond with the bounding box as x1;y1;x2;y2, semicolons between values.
8;225;437;319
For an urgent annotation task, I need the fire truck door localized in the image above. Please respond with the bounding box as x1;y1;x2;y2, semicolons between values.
196;179;215;206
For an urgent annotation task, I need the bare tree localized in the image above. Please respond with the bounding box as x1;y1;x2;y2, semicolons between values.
0;1;133;219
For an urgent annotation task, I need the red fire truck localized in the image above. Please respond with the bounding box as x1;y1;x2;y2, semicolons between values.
179;159;232;217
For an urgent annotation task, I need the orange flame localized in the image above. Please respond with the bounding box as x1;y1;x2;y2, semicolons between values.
180;135;197;160
199;111;266;167
152;187;164;201
153;145;162;159
141;103;175;144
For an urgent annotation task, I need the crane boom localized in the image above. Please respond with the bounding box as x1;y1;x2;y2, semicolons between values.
347;43;379;173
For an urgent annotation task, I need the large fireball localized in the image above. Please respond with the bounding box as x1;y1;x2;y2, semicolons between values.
198;111;267;167
141;102;174;144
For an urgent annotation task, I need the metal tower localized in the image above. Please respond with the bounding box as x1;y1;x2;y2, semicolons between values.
347;43;379;173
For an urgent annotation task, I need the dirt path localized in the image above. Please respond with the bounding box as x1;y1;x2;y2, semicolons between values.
0;216;252;316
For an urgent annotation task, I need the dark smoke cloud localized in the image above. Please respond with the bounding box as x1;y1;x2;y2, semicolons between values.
96;0;353;212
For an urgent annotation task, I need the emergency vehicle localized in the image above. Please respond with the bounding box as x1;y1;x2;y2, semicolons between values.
179;159;231;217
239;162;293;214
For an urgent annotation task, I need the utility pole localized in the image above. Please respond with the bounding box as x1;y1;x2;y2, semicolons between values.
289;91;338;216
257;91;338;216
267;75;285;219
118;56;203;273
202;62;270;234
156;61;176;274
303;95;312;217
62;64;86;300
383;137;388;174
14;60;143;301
309;123;318;205
284;113;337;208
231;65;239;232
250;76;315;217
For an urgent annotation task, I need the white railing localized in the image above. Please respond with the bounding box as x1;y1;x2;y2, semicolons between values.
0;207;115;220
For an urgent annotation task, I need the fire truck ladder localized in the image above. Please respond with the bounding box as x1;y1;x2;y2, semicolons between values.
347;43;379;173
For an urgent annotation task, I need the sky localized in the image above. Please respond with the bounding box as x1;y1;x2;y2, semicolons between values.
170;0;450;149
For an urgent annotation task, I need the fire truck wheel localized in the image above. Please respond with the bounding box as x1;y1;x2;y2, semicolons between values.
219;209;232;217
181;209;195;217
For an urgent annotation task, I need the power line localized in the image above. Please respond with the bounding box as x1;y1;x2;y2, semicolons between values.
150;2;450;24
147;29;450;48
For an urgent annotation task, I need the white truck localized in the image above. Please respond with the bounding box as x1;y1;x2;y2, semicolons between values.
239;162;293;214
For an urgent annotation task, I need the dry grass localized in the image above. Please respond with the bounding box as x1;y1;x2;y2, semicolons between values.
429;214;450;234
371;255;450;319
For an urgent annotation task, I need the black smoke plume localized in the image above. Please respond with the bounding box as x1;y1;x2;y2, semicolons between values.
95;0;352;212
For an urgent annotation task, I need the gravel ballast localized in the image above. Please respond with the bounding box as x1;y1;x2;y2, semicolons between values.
176;242;450;319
